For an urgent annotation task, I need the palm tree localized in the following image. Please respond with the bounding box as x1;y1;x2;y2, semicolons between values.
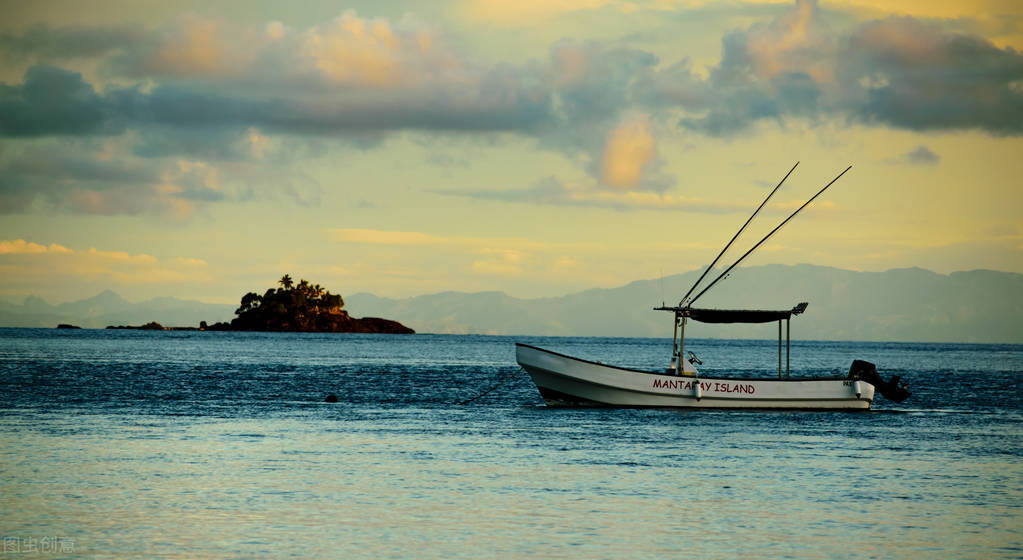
279;274;294;290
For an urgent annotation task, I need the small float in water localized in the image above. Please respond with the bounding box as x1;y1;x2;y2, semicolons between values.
516;163;910;410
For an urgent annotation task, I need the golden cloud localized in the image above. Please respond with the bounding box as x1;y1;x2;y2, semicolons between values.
328;228;457;246
0;239;212;285
86;247;157;264
305;11;462;87
601;116;657;189
465;0;612;24
148;16;231;77
0;239;73;255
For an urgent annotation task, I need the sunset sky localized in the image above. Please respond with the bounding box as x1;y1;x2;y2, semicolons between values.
1;0;1021;304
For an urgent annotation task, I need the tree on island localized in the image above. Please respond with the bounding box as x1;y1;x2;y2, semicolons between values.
205;275;413;334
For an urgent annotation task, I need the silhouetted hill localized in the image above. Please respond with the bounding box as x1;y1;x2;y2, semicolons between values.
3;265;1020;341
346;265;1023;343
0;293;234;329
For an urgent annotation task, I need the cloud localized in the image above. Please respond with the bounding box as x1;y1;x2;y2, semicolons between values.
839;16;1023;133
174;257;208;267
886;145;941;165
307;12;446;87
598;115;673;191
0;23;145;60
602;117;654;187
439;175;840;214
327;228;559;279
0;239;73;255
86;247;157;265
654;0;1023;136
663;0;831;136
0;239;212;285
540;42;674;189
329;227;600;254
141;17;228;77
0;13;552;143
0;4;1020;221
0;65;131;137
0;133;318;217
465;0;613;25
0;140;161;214
328;228;472;246
1;4;1020;145
437;175;784;213
1;5;1019;145
472;248;525;276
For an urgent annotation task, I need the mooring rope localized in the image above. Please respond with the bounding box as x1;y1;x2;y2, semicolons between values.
457;368;524;405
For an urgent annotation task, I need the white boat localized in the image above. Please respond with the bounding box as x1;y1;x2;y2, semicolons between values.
516;346;873;409
517;307;909;410
515;164;910;410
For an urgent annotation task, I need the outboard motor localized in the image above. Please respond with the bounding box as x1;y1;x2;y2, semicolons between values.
848;359;911;403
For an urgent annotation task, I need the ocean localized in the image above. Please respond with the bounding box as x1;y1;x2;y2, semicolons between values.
1;329;1021;558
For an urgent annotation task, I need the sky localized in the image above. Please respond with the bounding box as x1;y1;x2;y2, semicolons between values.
0;0;1021;305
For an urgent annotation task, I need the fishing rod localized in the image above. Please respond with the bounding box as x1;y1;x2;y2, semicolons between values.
686;165;852;308
677;161;799;307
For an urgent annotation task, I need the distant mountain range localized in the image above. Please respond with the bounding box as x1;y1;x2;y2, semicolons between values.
346;265;1023;343
2;265;1021;342
0;290;234;329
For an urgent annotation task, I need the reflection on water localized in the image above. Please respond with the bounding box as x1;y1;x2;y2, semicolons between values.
1;329;1021;558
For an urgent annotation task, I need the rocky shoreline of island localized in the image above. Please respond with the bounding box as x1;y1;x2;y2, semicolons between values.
91;275;414;334
200;275;413;334
49;276;414;333
105;321;198;331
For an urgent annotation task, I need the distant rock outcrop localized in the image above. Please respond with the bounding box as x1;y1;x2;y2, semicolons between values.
0;291;234;329
106;321;198;331
56;323;81;329
203;275;414;334
107;321;166;330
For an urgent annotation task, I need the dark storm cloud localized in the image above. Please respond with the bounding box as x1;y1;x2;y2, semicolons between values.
839;17;1023;134
0;65;551;150
2;5;1021;145
0;66;551;143
0;144;162;213
548;41;659;121
0;4;1021;219
654;1;1023;136
0;65;136;137
144;83;551;135
0;23;143;60
0;140;308;216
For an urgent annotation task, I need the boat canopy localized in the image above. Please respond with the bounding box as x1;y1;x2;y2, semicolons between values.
655;302;808;324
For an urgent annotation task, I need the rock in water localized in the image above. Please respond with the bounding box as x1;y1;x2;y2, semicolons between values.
324;394;339;403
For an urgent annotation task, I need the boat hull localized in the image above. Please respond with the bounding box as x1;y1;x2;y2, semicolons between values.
516;343;873;410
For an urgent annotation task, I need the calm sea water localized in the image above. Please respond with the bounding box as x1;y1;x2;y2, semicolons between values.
1;329;1021;558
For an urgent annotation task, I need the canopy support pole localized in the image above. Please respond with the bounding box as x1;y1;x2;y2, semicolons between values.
677;316;686;376
671;315;679;371
778;320;783;379
786;318;791;378
672;316;679;359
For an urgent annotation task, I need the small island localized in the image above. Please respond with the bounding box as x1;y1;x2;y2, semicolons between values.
202;275;414;334
106;321;198;331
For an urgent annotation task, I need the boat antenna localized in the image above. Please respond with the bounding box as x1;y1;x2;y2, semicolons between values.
687;165;852;307
677;161;799;307
660;266;665;307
